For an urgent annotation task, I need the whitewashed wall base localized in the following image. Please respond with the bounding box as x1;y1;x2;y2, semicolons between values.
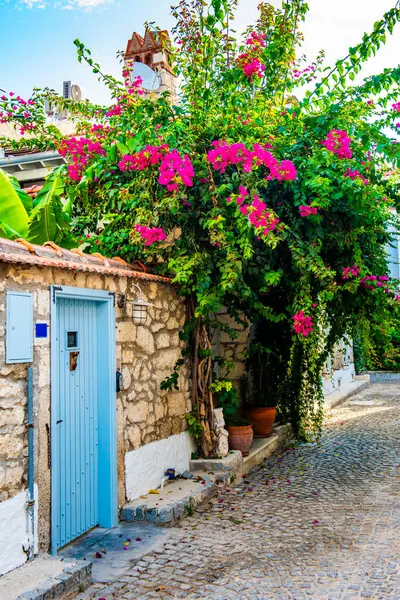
125;431;195;501
0;489;35;576
323;364;356;396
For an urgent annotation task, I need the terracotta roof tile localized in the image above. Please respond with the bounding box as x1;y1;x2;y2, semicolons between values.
0;238;171;283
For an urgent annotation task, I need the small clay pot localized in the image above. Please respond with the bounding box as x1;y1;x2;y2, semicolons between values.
226;425;254;457
246;406;277;437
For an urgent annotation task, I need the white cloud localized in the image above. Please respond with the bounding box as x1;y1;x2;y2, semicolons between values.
21;0;46;7
67;0;111;6
20;0;112;8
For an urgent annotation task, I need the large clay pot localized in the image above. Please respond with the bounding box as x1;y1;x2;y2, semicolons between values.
226;425;254;457
246;407;277;438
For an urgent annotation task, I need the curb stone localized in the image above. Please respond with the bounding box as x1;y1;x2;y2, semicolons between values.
121;478;218;525
15;560;91;600
328;380;370;409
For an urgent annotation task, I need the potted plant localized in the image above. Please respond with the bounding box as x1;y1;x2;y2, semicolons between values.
246;403;277;438
212;380;253;456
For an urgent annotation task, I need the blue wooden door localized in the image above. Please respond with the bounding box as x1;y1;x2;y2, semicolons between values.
54;297;99;549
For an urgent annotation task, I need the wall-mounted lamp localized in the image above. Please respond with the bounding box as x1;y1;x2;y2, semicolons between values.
117;283;153;325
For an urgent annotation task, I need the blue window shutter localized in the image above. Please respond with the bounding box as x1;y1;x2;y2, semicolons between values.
6;291;33;363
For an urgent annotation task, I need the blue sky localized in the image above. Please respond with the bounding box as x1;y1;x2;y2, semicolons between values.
0;0;399;105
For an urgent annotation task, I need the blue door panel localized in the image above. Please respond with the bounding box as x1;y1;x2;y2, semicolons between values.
55;298;99;549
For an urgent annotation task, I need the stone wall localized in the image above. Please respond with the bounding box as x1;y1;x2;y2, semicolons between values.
0;262;190;553
214;311;356;403
0;272;29;503
117;280;190;454
214;309;250;396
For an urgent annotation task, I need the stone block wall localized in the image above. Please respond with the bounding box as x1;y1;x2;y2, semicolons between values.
0;262;190;554
116;280;191;453
214;309;250;398
214;310;356;403
0;367;27;502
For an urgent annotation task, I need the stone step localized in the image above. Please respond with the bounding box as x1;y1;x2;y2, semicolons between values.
120;472;225;525
189;449;243;478
324;375;370;410
0;555;91;600
242;424;292;474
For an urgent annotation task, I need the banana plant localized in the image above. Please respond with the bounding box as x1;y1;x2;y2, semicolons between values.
0;169;31;239
0;167;74;246
27;168;73;245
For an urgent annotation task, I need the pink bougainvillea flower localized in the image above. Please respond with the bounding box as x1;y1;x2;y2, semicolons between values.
392;101;400;112
59;136;106;182
345;168;368;185
322;129;352;159
243;58;265;79
292;310;314;337
207;141;296;183
135;224;167;246
277;160;297;181
342;265;360;279
299;205;318;217
158;149;195;189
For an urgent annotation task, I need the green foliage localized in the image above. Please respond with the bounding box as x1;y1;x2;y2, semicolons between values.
354;306;400;372
160;359;185;391
27;169;73;245
186;412;204;440
211;379;249;426
0;170;31;238
2;0;400;441
0;167;73;246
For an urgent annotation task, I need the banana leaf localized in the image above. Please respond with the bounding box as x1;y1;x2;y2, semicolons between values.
27;169;72;245
0;169;31;239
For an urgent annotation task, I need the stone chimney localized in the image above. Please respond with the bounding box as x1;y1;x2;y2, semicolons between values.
124;29;177;102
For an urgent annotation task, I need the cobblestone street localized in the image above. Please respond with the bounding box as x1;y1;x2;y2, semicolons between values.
76;383;400;600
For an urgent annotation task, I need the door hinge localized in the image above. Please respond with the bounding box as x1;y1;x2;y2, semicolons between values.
52;286;63;303
46;423;51;469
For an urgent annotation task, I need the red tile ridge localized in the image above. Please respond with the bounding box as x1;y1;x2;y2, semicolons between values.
0;238;172;284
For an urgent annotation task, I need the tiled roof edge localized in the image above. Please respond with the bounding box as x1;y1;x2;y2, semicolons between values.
0;238;172;284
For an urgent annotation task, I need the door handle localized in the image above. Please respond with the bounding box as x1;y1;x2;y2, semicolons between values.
56;420;63;425
70;351;79;371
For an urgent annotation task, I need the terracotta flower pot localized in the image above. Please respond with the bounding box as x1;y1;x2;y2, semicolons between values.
246;406;277;438
226;425;254;457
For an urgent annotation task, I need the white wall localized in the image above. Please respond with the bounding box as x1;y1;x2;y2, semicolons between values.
0;489;35;576
323;364;355;396
125;431;195;502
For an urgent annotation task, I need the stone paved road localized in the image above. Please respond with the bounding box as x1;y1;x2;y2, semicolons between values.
75;383;400;599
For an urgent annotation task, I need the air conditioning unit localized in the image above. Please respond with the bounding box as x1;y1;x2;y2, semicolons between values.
63;81;83;101
63;81;72;99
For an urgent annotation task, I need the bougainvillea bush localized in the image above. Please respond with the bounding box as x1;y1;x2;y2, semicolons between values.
1;0;400;453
